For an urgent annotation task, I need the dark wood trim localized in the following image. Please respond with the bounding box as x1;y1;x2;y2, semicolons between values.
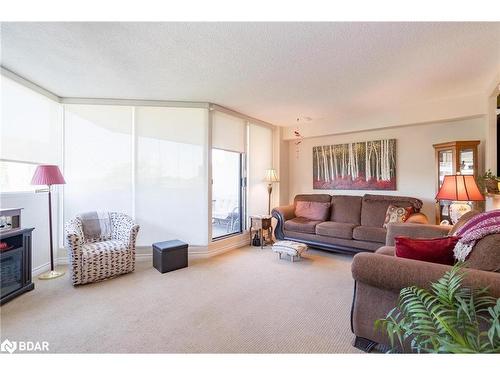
0;283;34;305
433;140;480;223
350;281;357;333
354;336;378;353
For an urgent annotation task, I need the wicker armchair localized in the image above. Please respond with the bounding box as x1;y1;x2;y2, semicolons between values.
65;212;140;286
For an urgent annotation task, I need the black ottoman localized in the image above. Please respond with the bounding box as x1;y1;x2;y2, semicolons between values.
153;240;188;273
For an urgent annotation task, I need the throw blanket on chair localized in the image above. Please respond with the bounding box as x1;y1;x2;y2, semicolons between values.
77;211;112;241
453;210;500;261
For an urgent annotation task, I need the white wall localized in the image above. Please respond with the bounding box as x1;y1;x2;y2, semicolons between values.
287;117;486;223
282;94;487;140
0;191;60;274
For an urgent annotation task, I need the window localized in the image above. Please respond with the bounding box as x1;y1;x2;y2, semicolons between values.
0;160;38;193
0;76;62;193
1;77;62;165
63;104;134;220
211;111;247;240
135;106;209;246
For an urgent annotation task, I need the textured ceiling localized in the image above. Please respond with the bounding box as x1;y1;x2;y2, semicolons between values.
1;22;499;127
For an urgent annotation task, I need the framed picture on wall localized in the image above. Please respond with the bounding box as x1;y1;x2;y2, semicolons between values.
313;139;397;190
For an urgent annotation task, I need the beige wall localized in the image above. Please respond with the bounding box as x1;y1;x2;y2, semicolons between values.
287;116;487;223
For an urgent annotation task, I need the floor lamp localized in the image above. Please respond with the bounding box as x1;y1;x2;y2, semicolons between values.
31;165;66;280
265;169;279;215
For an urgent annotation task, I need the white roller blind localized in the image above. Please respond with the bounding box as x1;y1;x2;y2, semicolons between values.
1;76;62;164
212;111;246;153
135;106;209;246
248;123;273;218
63;104;133;220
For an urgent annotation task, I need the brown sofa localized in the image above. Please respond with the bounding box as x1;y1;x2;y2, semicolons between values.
272;194;428;254
350;220;500;352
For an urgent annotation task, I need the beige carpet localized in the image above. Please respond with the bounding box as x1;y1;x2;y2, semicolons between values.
0;246;361;353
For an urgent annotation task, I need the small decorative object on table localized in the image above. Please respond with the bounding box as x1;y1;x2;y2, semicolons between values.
272;240;308;262
249;215;272;249
153;240;188;273
0;208;22;233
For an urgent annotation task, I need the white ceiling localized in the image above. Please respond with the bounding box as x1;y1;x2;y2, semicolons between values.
1;22;499;127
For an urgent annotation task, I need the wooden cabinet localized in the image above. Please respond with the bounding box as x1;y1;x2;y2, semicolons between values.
433;140;480;223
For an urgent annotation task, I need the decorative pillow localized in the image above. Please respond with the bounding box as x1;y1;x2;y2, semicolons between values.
394;236;461;265
294;201;330;221
383;205;414;228
77;211;112;241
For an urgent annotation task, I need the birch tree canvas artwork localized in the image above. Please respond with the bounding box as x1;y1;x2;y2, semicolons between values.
313;139;396;190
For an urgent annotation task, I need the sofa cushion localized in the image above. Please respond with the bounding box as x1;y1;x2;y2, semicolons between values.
315;222;357;239
284;217;322;234
330;195;362;224
353;226;387;243
295;201;330;221
294;194;331;204
361;194;423;228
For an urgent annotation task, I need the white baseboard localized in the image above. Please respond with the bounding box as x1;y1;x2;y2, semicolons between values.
33;235;249;274
32;262;52;277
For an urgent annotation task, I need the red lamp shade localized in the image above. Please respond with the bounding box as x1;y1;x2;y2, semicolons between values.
435;174;484;201
31;165;66;186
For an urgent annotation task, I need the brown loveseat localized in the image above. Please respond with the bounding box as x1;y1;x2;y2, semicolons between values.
272;194;427;254
350;218;500;352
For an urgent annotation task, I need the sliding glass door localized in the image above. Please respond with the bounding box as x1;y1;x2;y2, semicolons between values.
211;148;244;239
211;110;247;241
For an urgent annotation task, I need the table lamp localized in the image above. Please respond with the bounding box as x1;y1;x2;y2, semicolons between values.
31;165;66;280
435;174;484;224
265;169;279;215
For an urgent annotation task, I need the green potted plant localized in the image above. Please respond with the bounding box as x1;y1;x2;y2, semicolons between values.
375;263;500;353
477;169;499;194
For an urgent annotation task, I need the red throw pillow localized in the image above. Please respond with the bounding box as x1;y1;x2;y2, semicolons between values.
294;201;330;221
394;236;460;265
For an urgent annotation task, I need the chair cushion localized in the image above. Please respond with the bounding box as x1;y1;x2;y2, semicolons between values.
284;218;322;234
353;226;387;243
315;222;357;239
295;201;330;221
330;195;362;224
82;240;129;260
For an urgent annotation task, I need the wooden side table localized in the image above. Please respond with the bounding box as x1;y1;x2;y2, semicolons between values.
249;215;272;249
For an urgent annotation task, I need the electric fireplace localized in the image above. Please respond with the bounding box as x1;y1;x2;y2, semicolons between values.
0;228;34;305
